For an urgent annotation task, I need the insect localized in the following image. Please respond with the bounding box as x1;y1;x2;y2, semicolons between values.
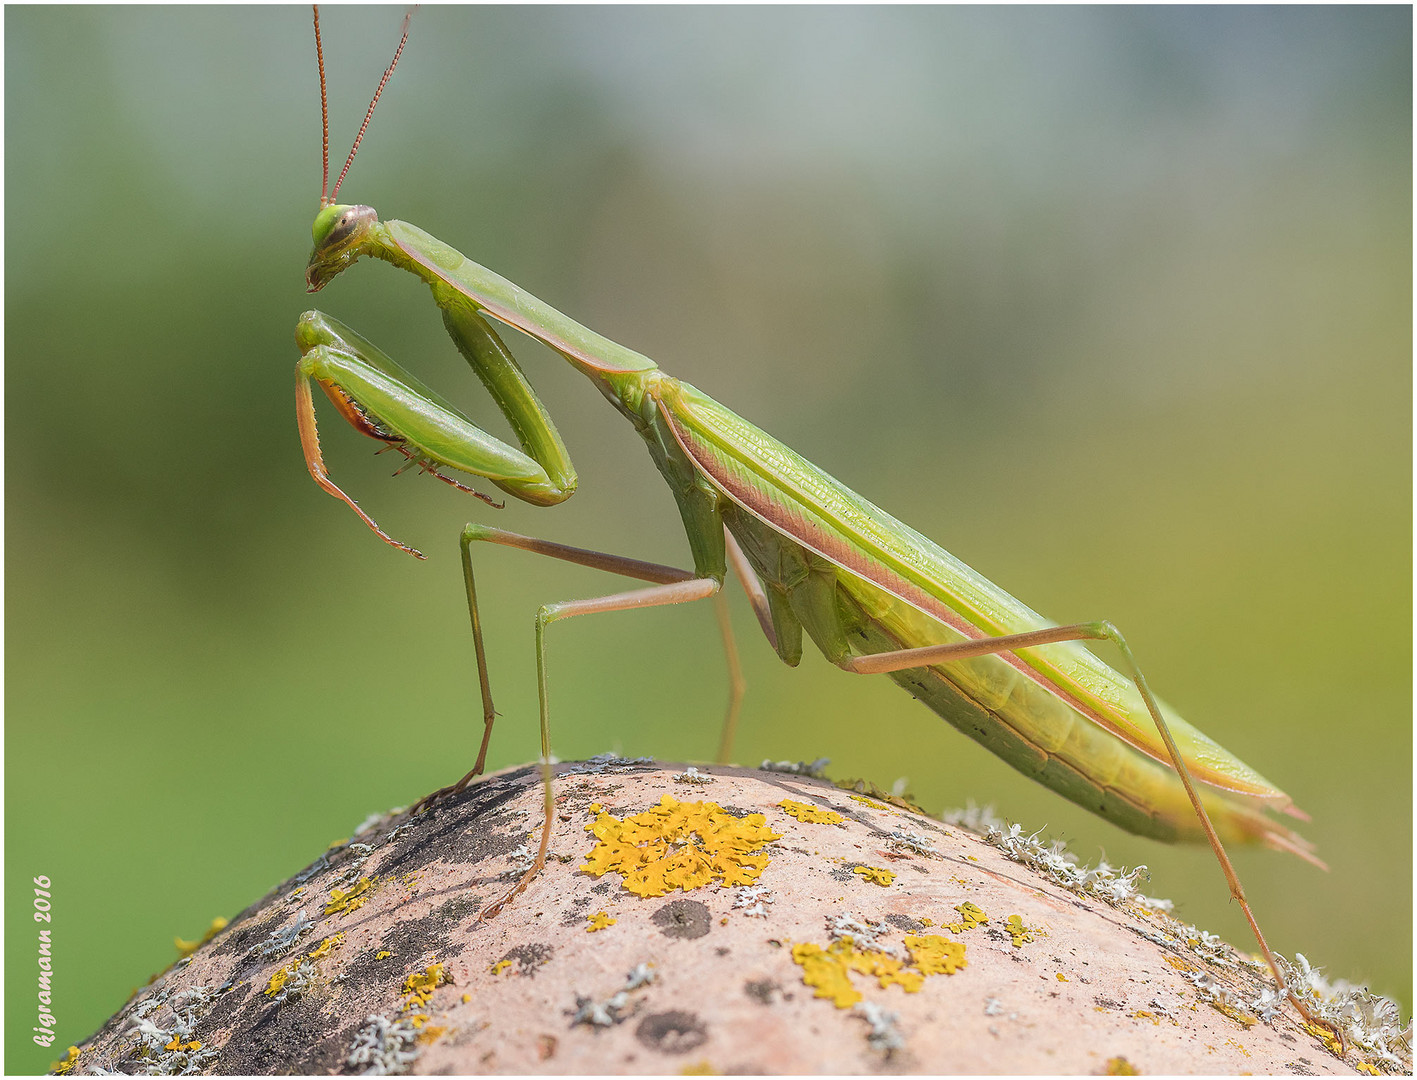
297;8;1334;1036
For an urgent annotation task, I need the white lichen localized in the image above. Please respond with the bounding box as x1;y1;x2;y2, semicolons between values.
122;983;225;1074
250;911;315;961
562;753;654;776
886;828;941;859
760;757;830;778
673;766;715;785
853;1000;905;1055
347;1014;422;1076
1276;953;1411;1071
732;884;776;917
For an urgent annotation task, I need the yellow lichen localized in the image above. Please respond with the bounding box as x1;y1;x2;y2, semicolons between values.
174;916;228;958
1056;972;1068;982
791;934;966;1009
265;966;293;997
418;1025;447;1043
946;901;988;932
680;1062;719;1075
581;794;781;898
1304;1021;1344;1054
324;877;374;916
265;933;345;996
776;799;844;825
403;963;449;1009
51;1047;80;1075
462;993;472;1004
847;794;888;810
587;911;616;932
1356;1062;1381;1075
1104;1056;1139;1075
376;950;393;960
852;865;895;887
904;934;967;976
489;959;513;975
1005;914;1035;947
307;933;344;960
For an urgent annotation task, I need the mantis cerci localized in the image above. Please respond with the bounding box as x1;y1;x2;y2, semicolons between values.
296;9;1334;1036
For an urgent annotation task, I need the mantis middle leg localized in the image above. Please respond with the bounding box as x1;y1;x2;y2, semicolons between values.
411;524;750;916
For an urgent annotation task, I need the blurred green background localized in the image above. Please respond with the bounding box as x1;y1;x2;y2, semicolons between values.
6;5;1409;1069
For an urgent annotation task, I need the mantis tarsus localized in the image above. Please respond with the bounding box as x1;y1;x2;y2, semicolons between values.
297;8;1336;1039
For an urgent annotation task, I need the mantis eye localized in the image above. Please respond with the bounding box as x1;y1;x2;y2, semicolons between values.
312;204;376;250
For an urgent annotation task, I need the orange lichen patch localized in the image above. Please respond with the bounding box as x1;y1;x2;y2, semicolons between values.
174;916;228;958
1005;914;1036;947
324;877;375;916
587;911;616;932
51;1046;81;1075
1056;972;1068;982
852;865;895;887
946;901;988;932
776;799;844;825
904;934;967;976
163;1037;202;1052
403;963;449;1010
790;934;966;1009
581;794;781;898
1105;1056;1140;1075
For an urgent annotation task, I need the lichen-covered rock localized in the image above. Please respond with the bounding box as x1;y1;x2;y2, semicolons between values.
59;761;1397;1075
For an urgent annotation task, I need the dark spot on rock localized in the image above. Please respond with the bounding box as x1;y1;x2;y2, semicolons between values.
560;896;593;926
196;980;253;1037
500;942;554;977
436;894;483;925
715;947;730;957
592;881;613;895
885;914;924;934
635;1010;708;1054
744;978;778;1005
651;899;711;940
830;868;858;883
1286;1059;1318;1076
1093;996;1125;1010
210;991;357;1074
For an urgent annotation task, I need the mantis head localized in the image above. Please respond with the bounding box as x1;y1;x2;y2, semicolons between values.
306;203;377;293
306;6;411;292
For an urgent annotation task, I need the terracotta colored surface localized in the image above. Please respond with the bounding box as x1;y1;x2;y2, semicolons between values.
67;762;1364;1075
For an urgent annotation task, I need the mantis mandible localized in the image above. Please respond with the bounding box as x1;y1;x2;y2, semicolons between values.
296;9;1334;1036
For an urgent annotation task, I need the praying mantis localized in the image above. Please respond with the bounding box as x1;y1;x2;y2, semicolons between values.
296;9;1335;1036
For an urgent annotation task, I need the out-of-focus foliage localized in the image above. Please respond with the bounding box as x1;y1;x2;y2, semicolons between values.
6;7;1408;1068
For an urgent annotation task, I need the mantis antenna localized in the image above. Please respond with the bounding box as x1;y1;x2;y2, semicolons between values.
313;4;415;208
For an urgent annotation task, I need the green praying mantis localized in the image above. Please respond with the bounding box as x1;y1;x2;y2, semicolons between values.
296;9;1335;1036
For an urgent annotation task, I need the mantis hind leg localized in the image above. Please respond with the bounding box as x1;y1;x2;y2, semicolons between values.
836;619;1338;1043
